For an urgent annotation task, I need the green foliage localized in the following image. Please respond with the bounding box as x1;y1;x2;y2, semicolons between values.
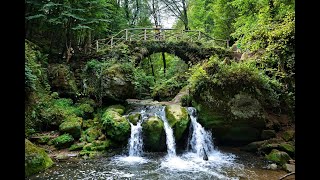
265;149;291;165
181;94;191;107
51;134;74;149
189;56;282;111
151;74;188;101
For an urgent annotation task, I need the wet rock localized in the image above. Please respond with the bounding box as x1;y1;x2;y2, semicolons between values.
165;104;190;142
142;116;166;151
128;112;141;125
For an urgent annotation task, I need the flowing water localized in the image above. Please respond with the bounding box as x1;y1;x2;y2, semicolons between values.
156;107;176;157
27;105;288;180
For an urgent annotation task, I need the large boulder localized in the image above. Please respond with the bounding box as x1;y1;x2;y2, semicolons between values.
101;108;130;142
25;139;54;177
142;116;166;152
165;104;190;142
59;116;82;139
47;64;78;97
194;92;266;145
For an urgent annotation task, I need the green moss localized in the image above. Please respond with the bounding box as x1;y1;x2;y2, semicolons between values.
165;105;190;141
69;142;86;151
59;116;82;139
279;142;295;157
107;105;126;115
142;116;166;151
101;109;130;142
265;149;291;165
181;94;191;107
282;130;295;142
82;140;111;152
51;134;74;149
37;136;50;145
128;113;141;125
25;139;53;177
84;127;102;143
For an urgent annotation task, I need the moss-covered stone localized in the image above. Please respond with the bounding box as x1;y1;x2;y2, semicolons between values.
142;116;166;152
47;63;78;96
84;127;102;143
82;140;111;151
101;109;130;142
165;104;189;142
51;134;74;149
107;105;126;115
261;130;276;140
265;149;291;165
59;116;82;139
36;136;51;145
69;142;86;151
282;130;295;142
278;142;295;157
128;113;141;125
25;139;54;177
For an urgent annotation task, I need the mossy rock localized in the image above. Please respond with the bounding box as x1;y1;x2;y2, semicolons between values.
278;142;295;157
101;109;130;142
128;113;141;125
69;142;86;151
282;130;295;142
107;105;126;115
142;116;166;152
261;130;276;140
51;134;74;149
84;127;102;143
59;116;82;139
265;149;291;165
25;139;54;177
47;63;78;96
82;140;111;151
165;104;190;142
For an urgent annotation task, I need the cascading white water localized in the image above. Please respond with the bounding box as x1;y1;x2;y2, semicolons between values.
128;110;145;157
157;107;177;157
187;107;215;157
128;122;143;156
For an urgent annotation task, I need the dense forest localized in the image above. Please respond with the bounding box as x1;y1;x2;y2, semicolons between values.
25;0;295;179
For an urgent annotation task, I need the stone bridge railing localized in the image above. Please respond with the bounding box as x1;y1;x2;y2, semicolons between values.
93;28;229;51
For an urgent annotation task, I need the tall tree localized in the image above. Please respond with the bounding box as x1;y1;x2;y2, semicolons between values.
161;0;190;30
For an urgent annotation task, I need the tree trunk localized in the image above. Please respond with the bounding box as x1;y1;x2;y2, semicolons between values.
162;52;166;76
182;0;190;30
148;56;156;82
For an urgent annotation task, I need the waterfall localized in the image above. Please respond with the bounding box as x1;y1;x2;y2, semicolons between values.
127;110;145;157
187;107;215;157
157;107;177;157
